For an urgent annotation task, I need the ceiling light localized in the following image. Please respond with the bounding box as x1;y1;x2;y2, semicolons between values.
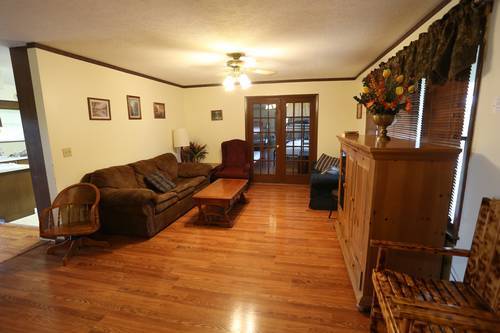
223;75;235;91
239;73;252;89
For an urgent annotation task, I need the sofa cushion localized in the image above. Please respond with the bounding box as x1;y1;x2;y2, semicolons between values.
145;171;176;193
178;163;212;178
91;165;139;189
153;192;179;213
153;153;179;180
129;159;161;188
171;178;198;199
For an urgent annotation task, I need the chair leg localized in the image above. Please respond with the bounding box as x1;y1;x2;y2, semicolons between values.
328;210;333;219
46;239;70;255
62;239;81;266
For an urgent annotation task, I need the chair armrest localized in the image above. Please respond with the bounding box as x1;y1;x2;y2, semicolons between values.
99;188;156;206
178;162;212;177
370;240;470;257
390;297;499;331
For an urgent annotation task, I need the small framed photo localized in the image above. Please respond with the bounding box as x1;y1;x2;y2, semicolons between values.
356;103;363;119
127;95;142;119
153;102;165;119
87;97;111;120
211;109;223;121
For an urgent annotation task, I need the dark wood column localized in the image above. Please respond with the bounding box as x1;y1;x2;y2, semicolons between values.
10;46;51;214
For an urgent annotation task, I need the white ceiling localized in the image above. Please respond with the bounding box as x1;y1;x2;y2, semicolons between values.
0;0;443;86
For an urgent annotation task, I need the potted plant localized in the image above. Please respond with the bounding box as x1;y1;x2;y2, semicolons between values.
185;141;208;163
354;69;416;141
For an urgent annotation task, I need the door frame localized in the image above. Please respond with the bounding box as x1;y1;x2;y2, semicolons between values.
245;94;318;184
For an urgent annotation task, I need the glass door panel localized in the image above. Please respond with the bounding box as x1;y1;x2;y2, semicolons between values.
251;103;277;177
285;102;311;176
246;95;316;183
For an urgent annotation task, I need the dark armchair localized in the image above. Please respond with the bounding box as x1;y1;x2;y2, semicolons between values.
214;139;250;179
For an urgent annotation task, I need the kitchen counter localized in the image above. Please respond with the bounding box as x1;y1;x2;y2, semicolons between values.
0;163;30;174
0;163;35;222
0;156;29;164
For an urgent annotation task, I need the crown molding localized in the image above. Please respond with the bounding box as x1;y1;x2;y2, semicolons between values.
26;42;184;88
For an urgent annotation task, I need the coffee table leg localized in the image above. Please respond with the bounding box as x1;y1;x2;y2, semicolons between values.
197;202;205;221
239;192;248;204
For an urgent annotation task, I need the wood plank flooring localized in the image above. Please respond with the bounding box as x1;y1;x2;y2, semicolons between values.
0;223;43;263
0;183;369;332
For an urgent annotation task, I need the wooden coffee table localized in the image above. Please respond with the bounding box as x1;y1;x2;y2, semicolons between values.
192;178;248;227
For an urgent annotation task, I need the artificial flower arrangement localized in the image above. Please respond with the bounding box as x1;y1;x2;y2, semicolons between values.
354;68;416;115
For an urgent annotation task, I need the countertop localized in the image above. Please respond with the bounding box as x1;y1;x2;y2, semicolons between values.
0;156;29;163
0;163;30;174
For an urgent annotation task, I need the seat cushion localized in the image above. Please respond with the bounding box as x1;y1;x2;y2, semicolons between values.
215;167;249;179
153;192;179;213
90;165;139;189
171;179;196;199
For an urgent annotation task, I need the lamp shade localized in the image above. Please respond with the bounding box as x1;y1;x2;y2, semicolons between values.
173;128;189;148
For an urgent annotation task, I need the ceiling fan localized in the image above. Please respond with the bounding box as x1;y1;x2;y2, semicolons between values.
223;52;275;91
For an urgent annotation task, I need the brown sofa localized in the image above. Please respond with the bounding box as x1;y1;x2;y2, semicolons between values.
81;153;212;238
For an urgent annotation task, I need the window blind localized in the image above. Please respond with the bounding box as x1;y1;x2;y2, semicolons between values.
387;92;422;141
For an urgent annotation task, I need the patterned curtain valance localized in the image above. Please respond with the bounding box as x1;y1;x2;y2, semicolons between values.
365;0;492;85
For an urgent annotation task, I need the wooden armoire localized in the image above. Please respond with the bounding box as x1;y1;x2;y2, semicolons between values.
336;135;460;310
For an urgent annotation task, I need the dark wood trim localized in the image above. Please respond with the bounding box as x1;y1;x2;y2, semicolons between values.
0;100;19;110
354;0;452;79
87;97;112;120
26;42;184;88
245;94;318;184
9;46;52;215
126;95;142;120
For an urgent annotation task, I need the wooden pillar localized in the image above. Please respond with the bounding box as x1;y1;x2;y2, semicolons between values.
9;46;51;214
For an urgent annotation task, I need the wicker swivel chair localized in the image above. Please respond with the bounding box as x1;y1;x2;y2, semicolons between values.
370;197;500;332
39;183;109;265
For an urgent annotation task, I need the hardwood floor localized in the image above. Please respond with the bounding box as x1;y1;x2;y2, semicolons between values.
0;223;42;263
0;183;369;332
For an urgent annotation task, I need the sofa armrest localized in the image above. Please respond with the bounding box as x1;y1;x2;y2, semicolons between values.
178;163;212;177
99;188;156;206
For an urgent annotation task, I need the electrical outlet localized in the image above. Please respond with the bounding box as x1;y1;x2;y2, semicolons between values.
62;147;72;158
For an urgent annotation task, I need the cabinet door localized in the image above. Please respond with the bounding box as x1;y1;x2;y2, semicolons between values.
342;151;356;239
350;155;371;271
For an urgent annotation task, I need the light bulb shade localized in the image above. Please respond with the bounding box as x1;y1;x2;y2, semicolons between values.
239;73;252;89
173;128;189;148
223;75;235;91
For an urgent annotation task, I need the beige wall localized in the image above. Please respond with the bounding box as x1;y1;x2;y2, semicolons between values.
183;81;362;163
28;48;185;195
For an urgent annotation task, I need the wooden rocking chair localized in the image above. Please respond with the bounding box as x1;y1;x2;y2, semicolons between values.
39;183;109;265
370;197;500;332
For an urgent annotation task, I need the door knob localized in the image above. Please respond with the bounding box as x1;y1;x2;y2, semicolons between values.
276;145;280;148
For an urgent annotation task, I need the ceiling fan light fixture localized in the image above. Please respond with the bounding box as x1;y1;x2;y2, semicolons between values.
223;75;235;91
239;73;252;89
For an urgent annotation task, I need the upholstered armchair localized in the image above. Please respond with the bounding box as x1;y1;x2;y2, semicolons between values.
214;139;250;180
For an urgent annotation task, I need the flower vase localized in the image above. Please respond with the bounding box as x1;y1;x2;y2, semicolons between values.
372;114;395;142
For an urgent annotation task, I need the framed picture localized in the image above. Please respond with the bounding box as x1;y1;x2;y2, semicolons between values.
356;103;363;119
127;95;142;119
153;102;165;119
211;109;223;121
87;97;111;120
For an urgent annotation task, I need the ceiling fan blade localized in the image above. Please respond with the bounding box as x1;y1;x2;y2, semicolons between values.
248;68;276;75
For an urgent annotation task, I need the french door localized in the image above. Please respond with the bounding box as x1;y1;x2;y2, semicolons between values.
245;94;317;184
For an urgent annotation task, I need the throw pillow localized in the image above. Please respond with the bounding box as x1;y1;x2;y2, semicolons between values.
145;171;176;193
315;154;340;173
